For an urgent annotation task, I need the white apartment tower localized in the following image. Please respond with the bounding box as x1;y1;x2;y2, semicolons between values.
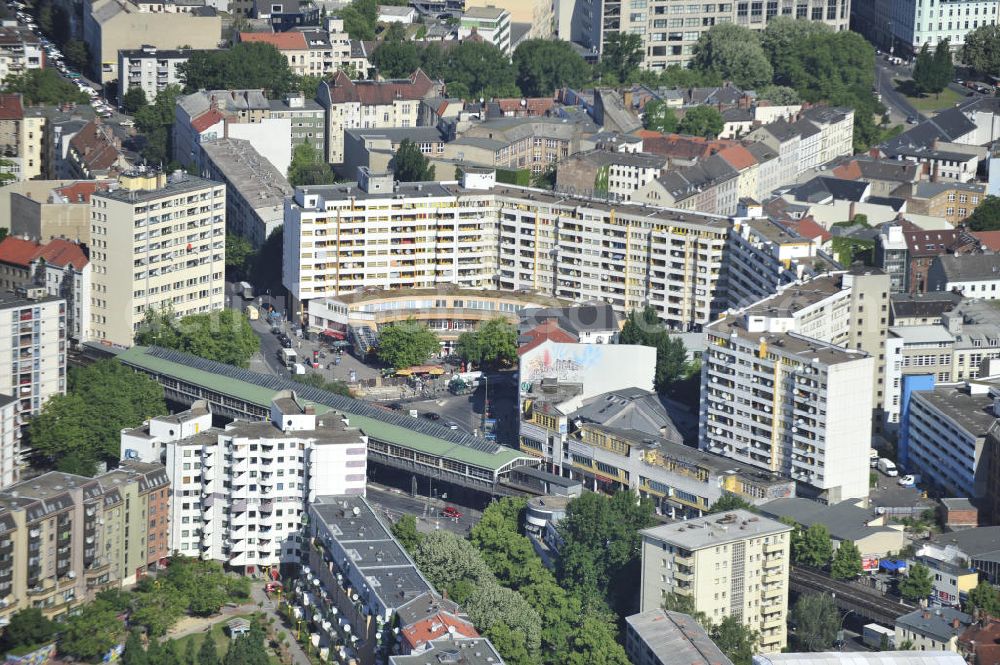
121;392;368;574
89;170;226;347
639;510;793;653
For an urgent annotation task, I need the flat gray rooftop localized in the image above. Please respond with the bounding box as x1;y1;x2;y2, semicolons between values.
641;509;791;550
912;386;997;436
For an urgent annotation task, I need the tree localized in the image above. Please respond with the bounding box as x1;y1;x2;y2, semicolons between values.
372;39;422;79
795;523;834;568
135;308;260;368
122;86;148;114
392;138;435;182
183;637;198;665
455;318;517;368
913;42;936;94
530;164;556;190
338;0;378;40
392;514;421;552
662;592;709;629
619;306;691;393
899;562;934;602
678;105;724;138
601;32;643;83
0;608;56;653
760;16;832;82
28;360;166;474
441;41;519;98
375;319;440;368
225;234;254;281
197;634;221;665
122;631;150;665
513;39;591;97
712;615;758;665
287;141;336;187
179;43;296;98
933;39;954;94
413;531;495;602
691;23;773;88
966;195;1000;230
251;226;283;293
962;24;1000;75
58;603;125;661
708;494;753;514
464;582;542;664
2;69;88;105
557;491;656;617
792;593;839;651
830;540;863;580
759;84;800;105
965;580;1000;617
63;40;89;72
563;614;630;665
642;99;679;133
291;372;352;396
134;84;183;166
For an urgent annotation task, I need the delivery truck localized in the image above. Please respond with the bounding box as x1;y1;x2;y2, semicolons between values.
279;348;297;368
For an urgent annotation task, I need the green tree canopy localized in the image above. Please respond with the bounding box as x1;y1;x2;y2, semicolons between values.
57;597;126;661
136;308;260;368
678;105;724;138
121;631;149;665
830;540;863;580
662;592;710;628
179;43;296;98
455;317;517;368
619;306;691;392
197;634;221;665
758;84;800;105
966;195;1000;230
134;84;183;166
712;615;758;665
708;494;754;514
966;580;1000;617
557;491;656;618
642;99;679;133
391;514;422;552
0;608;57;653
899;562;934;602
760;16;832;81
28;360;166;474
2;69;88;105
913;42;937;94
392;138;435;182
933;39;954;93
287;141;337;187
601;32;643;83
63;40;89;72
122;86;149;114
291;372;352;396
372;38;422;79
692;23;773;88
792;593;839;652
440;41;520;98
225;233;254;281
794;523;834;568
513;39;591;97
962;24;1000;75
376;319;440;368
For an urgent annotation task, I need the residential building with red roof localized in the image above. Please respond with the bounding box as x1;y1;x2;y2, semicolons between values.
517;320;577;357
66;119;132;180
317;69;444;163
395;593;479;654
0;236;90;342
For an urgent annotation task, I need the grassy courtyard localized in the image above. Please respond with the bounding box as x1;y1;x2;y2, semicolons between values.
893;79;967;112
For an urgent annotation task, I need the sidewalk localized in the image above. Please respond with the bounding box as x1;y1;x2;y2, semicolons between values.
250;584;313;665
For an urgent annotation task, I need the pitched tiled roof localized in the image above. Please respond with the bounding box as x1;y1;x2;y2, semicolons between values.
716;144;757;171
323;69;438;105
0;237;40;267
33;239;88;270
971;231;1000;251
239;31;307;50
53;180;112;204
400;613;479;651
68;120;127;174
0;94;23;121
517;320;577;356
190;109;225;133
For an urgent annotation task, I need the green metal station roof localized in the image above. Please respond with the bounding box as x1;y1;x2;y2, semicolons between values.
116;346;530;473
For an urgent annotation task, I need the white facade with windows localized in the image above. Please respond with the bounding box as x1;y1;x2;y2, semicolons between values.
121;392;368;572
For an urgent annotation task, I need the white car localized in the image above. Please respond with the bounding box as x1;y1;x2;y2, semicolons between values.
898;474;916;487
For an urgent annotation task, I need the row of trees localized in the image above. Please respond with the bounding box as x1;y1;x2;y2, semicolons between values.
136;309;261;368
2;69;89;105
28;360;166;475
376;316;516;369
122;619;267;665
455;318;518;369
780;519;865;581
912;39;953;96
961;24;1000;77
687;18;885;150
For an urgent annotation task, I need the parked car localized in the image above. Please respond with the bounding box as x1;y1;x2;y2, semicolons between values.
444;421;459;430
442;506;462;519
898;474;921;488
878;458;898;477
422;411;441;421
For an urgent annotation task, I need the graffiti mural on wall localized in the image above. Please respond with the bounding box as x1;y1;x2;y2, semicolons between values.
521;343;605;383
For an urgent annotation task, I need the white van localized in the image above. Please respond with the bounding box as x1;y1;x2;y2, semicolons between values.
877;458;898;477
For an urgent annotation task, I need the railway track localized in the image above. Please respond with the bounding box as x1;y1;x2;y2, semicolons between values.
792;565;916;624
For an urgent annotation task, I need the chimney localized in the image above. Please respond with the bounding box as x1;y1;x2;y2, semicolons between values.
923;611;932;619
953;618;961;629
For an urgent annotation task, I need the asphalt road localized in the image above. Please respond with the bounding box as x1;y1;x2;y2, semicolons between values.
399;374;519;444
875;59;923;123
364;482;481;536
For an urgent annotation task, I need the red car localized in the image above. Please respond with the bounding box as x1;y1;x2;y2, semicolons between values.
441;506;462;519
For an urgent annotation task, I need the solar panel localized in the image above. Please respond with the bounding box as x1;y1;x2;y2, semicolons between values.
142;347;503;454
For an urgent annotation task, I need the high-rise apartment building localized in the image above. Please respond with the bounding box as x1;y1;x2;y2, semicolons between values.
561;0;851;70
89;170;226;347
639;510;793;652
699;272;884;501
283;169;734;332
0;289;66;419
121;392;367;574
0;463;169;622
118;46;208;108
